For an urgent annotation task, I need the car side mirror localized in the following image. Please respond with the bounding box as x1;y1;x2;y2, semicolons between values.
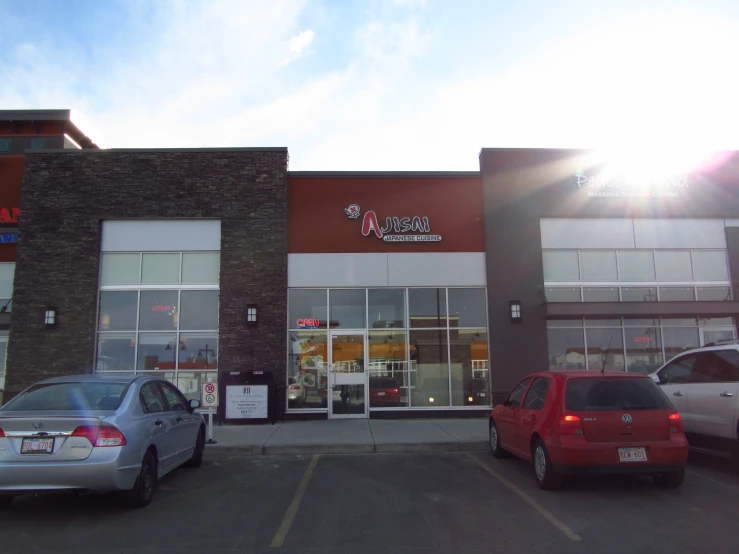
189;399;201;410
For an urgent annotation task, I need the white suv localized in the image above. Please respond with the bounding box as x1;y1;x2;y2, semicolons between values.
650;342;739;456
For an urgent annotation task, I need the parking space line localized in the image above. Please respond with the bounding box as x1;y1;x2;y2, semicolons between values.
464;452;582;542
686;468;739;491
270;454;321;548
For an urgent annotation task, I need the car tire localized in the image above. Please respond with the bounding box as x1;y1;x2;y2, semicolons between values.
489;420;509;459
532;439;563;491
0;495;15;509
123;449;158;508
653;469;684;489
185;427;205;468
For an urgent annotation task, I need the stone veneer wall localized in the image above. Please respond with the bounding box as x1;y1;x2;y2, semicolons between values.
5;148;289;417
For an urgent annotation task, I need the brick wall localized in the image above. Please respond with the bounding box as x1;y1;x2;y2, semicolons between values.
5;149;289;417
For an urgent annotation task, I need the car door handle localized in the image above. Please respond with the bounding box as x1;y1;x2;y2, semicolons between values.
673;391;685;397
176;417;183;423
720;392;734;397
155;419;164;426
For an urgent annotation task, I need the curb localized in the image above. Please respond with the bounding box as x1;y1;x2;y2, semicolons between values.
206;441;488;456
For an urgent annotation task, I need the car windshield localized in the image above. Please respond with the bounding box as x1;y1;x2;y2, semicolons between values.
370;379;398;389
3;382;129;411
565;377;671;411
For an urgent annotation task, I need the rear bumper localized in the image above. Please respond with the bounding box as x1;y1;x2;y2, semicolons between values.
0;447;141;494
548;435;689;475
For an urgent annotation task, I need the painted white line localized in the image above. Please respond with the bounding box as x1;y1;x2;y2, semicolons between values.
465;452;582;542
270;454;321;548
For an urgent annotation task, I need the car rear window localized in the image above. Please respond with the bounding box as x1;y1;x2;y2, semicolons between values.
565;377;671;411
3;382;129;411
370;378;398;389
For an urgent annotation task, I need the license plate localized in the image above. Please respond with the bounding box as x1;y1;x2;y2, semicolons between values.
618;447;647;462
377;392;386;396
21;437;55;454
477;393;485;397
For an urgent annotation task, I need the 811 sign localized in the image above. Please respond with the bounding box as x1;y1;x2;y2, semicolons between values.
202;383;219;407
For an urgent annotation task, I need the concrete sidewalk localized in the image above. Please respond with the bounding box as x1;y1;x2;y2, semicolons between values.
206;418;489;455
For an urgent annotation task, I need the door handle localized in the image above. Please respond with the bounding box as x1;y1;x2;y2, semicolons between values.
673;391;685;397
720;392;734;397
154;419;164;426
176;417;183;423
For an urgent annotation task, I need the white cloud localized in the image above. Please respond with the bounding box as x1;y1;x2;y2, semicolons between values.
280;29;315;66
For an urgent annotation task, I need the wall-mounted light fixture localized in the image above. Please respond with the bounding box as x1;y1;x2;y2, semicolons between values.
44;307;57;327
246;304;258;327
509;301;522;323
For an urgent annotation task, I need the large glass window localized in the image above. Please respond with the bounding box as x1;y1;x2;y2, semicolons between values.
448;289;487;328
368;289;405;329
141;253;180;284
655;251;693;281
180;290;219;330
288;331;328;409
542;251;579;281
624;327;663;374
547;324;585;371
450;329;489;406
581;251;618;281
100;253;140;285
98;291;138;331
621;287;657;302
182;253;220;284
96;333;136;372
583;287;619;302
619;251;656;281
137;333;178;371
409;288;447;328
369;331;408;407
659;287;695;301
586;327;625;371
545;287;581;302
329;289;366;329
692;251;730;281
410;329;449;407
289;289;328;329
139;291;179;331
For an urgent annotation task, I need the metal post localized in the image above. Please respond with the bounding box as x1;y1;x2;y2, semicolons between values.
206;406;217;444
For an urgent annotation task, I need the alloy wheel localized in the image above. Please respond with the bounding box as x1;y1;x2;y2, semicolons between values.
534;446;547;481
489;426;498;451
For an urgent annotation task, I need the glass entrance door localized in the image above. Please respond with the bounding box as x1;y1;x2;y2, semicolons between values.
328;331;367;419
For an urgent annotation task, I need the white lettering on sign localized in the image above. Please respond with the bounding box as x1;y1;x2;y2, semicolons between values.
575;172;688;198
226;385;268;419
345;205;442;242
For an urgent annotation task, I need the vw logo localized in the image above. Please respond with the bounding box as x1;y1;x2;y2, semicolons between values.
622;414;633;425
32;421;43;430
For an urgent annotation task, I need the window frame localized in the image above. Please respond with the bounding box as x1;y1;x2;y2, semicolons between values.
505;377;533;408
139;381;168;414
522;377;550;410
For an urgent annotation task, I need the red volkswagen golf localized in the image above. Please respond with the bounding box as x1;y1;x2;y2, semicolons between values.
489;372;688;490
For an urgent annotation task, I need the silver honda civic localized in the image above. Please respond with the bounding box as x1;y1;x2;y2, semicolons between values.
0;374;205;509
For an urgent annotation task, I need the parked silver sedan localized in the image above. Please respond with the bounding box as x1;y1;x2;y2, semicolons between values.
0;374;205;508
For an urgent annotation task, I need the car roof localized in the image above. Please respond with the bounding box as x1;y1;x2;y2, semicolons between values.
525;371;650;381
37;374;145;385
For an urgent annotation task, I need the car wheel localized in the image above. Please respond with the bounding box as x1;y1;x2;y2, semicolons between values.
653;469;684;489
185;427;205;468
123;449;158;508
532;439;563;491
0;495;15;510
489;420;509;459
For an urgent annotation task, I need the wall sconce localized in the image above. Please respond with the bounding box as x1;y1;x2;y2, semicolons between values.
509;301;522;323
246;304;258;327
44;307;57;327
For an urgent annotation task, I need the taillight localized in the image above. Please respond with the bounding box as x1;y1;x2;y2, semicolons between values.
289;385;300;390
72;425;127;447
0;428;5;438
557;414;583;435
392;388;399;394
668;412;684;433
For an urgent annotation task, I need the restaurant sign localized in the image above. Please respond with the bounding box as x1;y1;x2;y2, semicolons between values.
344;204;442;242
575;172;688;198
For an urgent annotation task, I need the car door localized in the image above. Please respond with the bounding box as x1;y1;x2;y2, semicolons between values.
655;354;698;431
685;349;739;440
138;381;175;468
515;377;551;458
159;381;201;467
496;377;532;456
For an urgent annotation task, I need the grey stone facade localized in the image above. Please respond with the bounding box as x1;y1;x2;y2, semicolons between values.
6;148;289;417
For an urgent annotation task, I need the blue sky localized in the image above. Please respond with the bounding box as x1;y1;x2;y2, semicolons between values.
1;0;738;169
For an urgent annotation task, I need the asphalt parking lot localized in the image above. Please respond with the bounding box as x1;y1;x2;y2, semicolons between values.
2;449;739;554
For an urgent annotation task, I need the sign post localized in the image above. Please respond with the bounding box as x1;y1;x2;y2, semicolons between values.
202;382;219;444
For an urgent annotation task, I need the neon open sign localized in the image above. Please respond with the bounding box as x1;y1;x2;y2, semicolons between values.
297;318;321;329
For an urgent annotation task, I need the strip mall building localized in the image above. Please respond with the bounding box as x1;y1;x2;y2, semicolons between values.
3;127;739;421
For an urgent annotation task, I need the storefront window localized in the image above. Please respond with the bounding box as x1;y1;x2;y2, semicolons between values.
288;331;328;409
409;288;447;327
138;291;179;331
624;327;663;374
178;333;218;369
618;251;655;281
96;333;136;372
583;287;619;302
542;251;579;281
659;287;695;301
655;251;693;281
368;289;405;329
547;323;585;371
182;253;220;284
696;287;732;301
450;329;489;406
100;253;140;285
98;291;138;331
448;288;487;328
329;289;366;329
581;251;618;281
410;329;449;407
545;287;581;302
368;331;408;407
586;327;625;371
692;251;730;281
179;290;219;330
141;253;180;284
289;289;328;328
621;287;658;302
137;333;177;371
176;371;217;402
662;327;700;361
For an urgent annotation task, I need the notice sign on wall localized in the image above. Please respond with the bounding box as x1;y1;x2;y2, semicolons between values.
226;385;268;419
